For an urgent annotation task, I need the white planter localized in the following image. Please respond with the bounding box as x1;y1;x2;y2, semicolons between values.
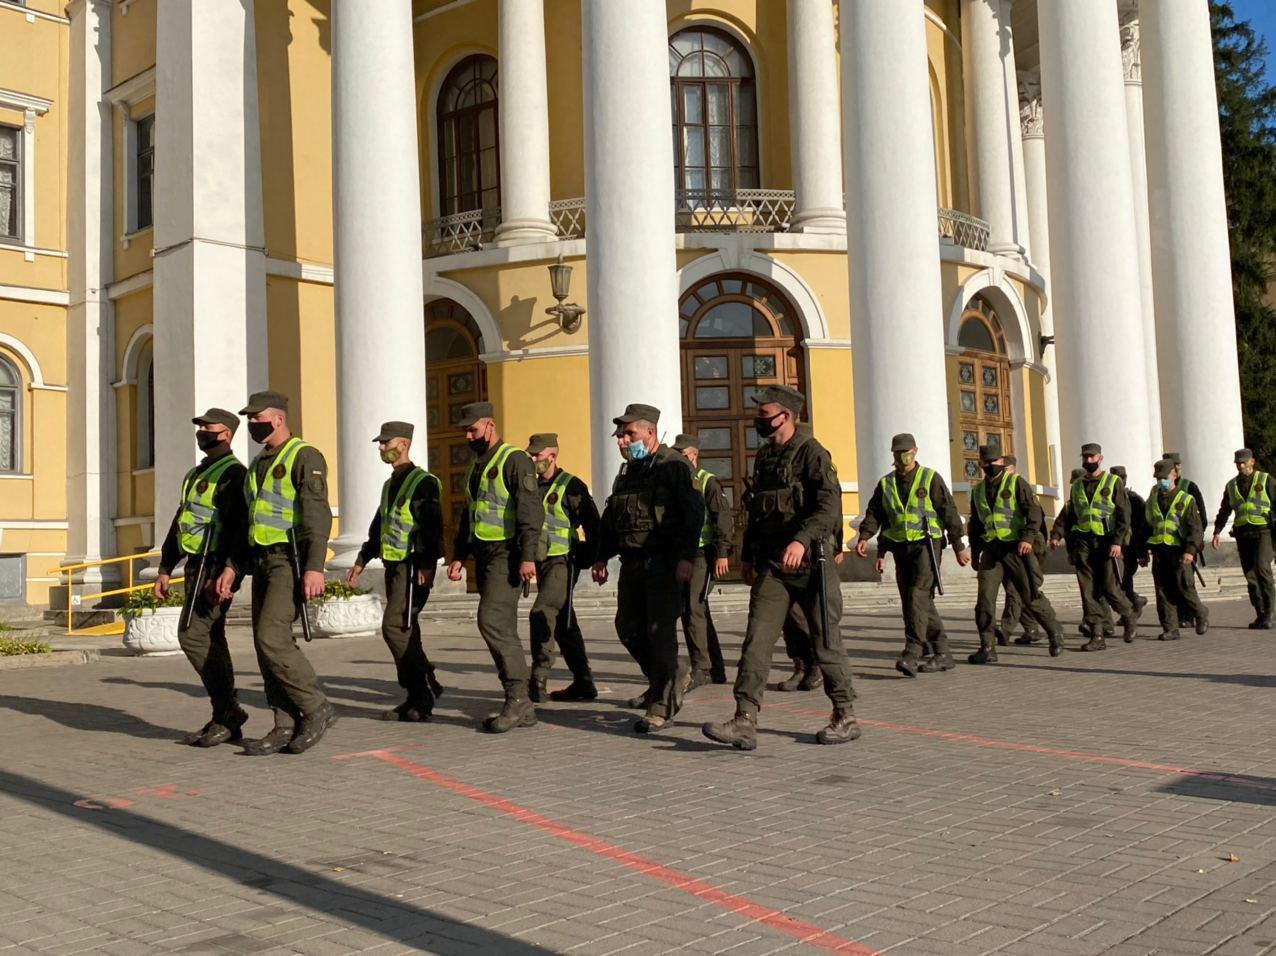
311;592;382;638
122;606;183;657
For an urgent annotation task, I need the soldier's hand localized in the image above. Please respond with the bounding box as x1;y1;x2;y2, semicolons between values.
741;561;755;585
154;573;170;601
1017;541;1033;557
854;538;870;558
955;549;971;567
675;560;694;583
1139;555;1149;567
1108;544;1122;559
971;556;981;572
418;567;435;588
519;561;536;583
591;561;609;585
780;541;806;571
446;560;464;582
346;564;363;588
1183;551;1196;565
874;556;885;574
1211;533;1221;550
215;567;235;601
714;557;730;578
1050;537;1064;550
834;551;845;566
302;570;325;601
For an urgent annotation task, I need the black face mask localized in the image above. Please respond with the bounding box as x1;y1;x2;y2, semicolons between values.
247;421;275;444
468;437;490;456
1082;461;1100;475
753;415;782;440
983;464;1004;480
195;430;224;452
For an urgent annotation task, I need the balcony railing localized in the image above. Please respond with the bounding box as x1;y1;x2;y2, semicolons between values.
423;191;991;258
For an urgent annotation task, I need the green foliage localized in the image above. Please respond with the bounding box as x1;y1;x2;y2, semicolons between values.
311;579;369;605
1213;3;1276;469
0;636;52;656
122;586;185;615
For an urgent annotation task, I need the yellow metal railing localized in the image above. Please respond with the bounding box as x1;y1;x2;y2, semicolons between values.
58;550;184;637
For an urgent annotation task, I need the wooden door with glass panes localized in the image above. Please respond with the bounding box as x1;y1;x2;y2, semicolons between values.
424;300;488;555
678;275;805;573
955;298;1014;484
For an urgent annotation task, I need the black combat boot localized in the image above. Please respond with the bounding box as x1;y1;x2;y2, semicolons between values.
919;652;956;672
1249;613;1272;630
776;660;807;692
528;677;548;703
1122;617;1138;643
702;711;757;750
1014;629;1043;646
1047;631;1065;657
1157;630;1180;641
1080;635;1107;652
994;625;1009;647
797;665;822;691
1133;593;1149;613
286;702;338;754
816;708;862;745
484;698;536;733
549;677;598;702
679;670;712;695
967;643;997;664
1078;622;1093;638
1195;609;1210;635
182;705;249;748
427;666;446;700
895;656;920;677
243;723;296;756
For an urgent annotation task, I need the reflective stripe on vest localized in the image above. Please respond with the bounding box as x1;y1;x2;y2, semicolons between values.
694;468;715;548
379;467;439;562
973;472;1024;542
177;455;239;554
247;437;308;546
1070;472;1120;535
881;467;941;543
1228;472;1272;528
1146;488;1192;547
541;470;574;557
466;443;517;541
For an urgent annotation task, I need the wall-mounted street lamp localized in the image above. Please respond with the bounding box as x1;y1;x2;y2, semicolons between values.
546;254;586;334
1039;334;1055;355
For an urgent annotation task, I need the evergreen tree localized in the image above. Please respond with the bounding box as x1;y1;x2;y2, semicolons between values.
1212;3;1276;468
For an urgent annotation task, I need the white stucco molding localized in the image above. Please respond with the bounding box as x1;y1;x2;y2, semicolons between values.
0;284;69;306
114;322;153;387
106;269;152;300
481;344;590;364
414;0;480;23
265;257;334;285
103;67;155;109
0;332;46;387
946;267;1039;365
675;248;832;341
0;88;53;115
424;275;501;354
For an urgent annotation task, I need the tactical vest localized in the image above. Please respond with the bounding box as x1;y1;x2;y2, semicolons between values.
247;437;309;547
1070;472;1120;536
177;454;240;554
880;467;941;543
694;468;715;548
972;472;1024;543
1145;489;1192;547
539;470;574;559
1228;472;1272;529
379;466;439;562
746;437;809;547
607;453;666;550
465;443;518;542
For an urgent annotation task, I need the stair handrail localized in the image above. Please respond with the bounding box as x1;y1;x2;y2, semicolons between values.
58;550;184;636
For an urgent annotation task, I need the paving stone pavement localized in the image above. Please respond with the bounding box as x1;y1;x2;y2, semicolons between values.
2;592;1276;955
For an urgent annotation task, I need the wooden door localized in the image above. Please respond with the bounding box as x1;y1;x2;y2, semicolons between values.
955;298;1014;483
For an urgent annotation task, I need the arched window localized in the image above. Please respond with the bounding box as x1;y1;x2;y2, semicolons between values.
137;342;155;469
436;55;500;216
669;27;759;199
956;296;1013;481
0;356;21;473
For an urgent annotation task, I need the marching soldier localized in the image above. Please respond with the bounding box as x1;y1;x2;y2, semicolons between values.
526;432;600;703
1212;448;1276;629
445;402;544;733
215;391;336;755
593;404;701;733
346;421;445;722
1163;452;1208;627
672;433;732;691
967;445;1064;663
703;386;860;750
154;408;248;747
1049;442;1140;650
1110;466;1149;614
853;433;970;677
996;455;1045;648
1139;459;1209;640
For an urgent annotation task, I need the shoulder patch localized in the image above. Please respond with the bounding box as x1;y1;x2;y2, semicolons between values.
520;474;539;493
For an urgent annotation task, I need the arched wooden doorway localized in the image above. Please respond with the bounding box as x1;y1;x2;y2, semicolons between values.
425;298;488;550
955;295;1014;483
679;274;806;566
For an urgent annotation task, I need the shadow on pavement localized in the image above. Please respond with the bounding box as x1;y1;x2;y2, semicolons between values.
997;661;1276;688
1156;773;1276;807
0;768;556;954
0;694;186;739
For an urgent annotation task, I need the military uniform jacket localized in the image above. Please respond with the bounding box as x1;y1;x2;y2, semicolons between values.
1050;472;1131;548
1127;487;1150;553
1213;471;1276;536
158;449;249;576
856;465;965;554
241;439;332;574
966;473;1044;563
597;444;703;563
451;442;544;564
701;471;735;557
740;430;841;567
539;471;601;567
356;462;445;568
1137;489;1204;556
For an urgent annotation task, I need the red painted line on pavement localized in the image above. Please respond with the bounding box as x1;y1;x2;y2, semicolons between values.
348;748;879;954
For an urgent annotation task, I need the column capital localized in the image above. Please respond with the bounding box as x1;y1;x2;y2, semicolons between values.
1121;19;1142;84
1018;72;1043;139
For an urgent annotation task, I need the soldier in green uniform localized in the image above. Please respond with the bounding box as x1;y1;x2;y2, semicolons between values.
703;386;860;750
1211;448;1276;629
525;432;600;703
967;445;1064;663
593;404;701;734
995;455;1044;647
1110;466;1149;614
154;408;249;747
1049;442;1140;650
346;421;445;722
445;402;544;732
854;433;970;676
672;433;732;691
214;391;336;755
1162;452;1208;627
1138;459;1209;641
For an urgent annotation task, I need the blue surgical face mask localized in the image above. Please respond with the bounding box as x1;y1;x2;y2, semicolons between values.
624;440;650;462
1158;478;1173;490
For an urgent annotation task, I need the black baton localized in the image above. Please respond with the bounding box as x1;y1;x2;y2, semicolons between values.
404;555;415;632
287;527;313;642
179;527;213;632
814;539;832;651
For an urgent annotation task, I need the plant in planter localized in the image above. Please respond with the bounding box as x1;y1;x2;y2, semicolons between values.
310;579;382;638
121;587;186;656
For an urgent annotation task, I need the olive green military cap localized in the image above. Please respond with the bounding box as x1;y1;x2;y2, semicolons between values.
1109;465;1128;479
891;433;917;452
978;444;1002;463
672;433;698;451
612;403;661;427
1080;442;1102;456
1152;459;1175;480
527;433;558;454
373;421;413;442
1162;451;1182;464
239;390;289;415
457;401;495;427
751;384;805;413
1236;448;1255;463
191;407;239;433
1003;454;1017;466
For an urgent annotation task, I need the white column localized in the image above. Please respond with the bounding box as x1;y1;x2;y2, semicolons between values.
581;0;682;498
962;0;1030;257
152;0;269;527
841;0;951;490
1037;0;1153;474
330;0;430;564
64;0;115;578
787;0;845;234
496;0;557;244
1121;19;1164;455
1019;87;1063;492
1139;0;1245;504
